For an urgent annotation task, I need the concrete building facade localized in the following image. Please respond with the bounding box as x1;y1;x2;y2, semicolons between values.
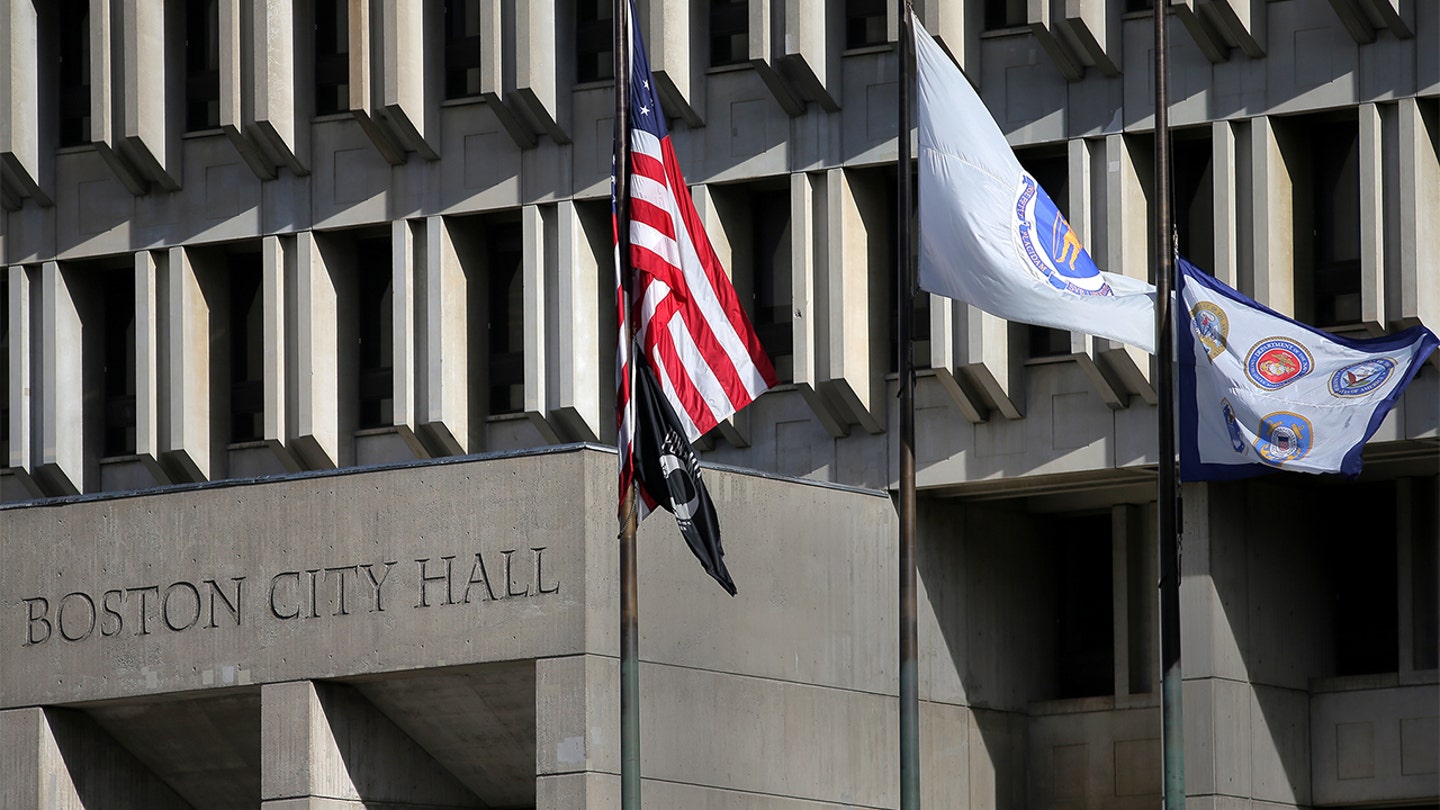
2;0;1437;808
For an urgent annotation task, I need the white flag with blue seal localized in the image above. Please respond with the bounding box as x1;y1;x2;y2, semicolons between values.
914;18;1157;352
1178;258;1437;480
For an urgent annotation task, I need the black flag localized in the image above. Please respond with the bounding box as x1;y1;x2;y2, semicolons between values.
631;350;737;595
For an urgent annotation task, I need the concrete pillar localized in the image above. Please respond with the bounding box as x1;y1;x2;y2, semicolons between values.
419;215;470;454
549;200;603;443
218;0;277;180
534;655;620;810
823;168;889;434
513;0;570;143
914;0;980;77
260;680;480;809
1211;120;1240;288
37;262;84;494
1096;132;1154;403
163;247;214;482
252;0;310;175
118;0;181;191
778;0;842;111
133;251;169;482
1247;115;1295;315
379;0;439;159
789;171;849;437
926;295;987;423
1060;0;1122;76
292;232;347;469
1359;103;1387;333
690;183;758;444
5;264;40;497
0;707;191;810
391;219;422;446
522;204;560;443
638;0;704;126
0;0;53;207
1392;97;1439;331
1206;0;1265;57
747;0;804;115
1066;136;1129;409
259;236;302;470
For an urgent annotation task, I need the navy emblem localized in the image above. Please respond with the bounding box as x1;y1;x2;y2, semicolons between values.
1012;174;1112;297
1254;411;1313;467
1191;302;1229;361
1329;357;1397;398
1245;338;1313;390
1221;398;1246;455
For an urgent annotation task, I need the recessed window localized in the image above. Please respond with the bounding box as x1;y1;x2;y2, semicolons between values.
576;1;613;83
102;273;137;457
1054;512;1114;699
1173;130;1215;273
984;0;1026;30
1325;482;1399;676
1309;120;1361;328
228;256;264;443
356;237;394;429
709;0;748;67
444;0;483;99
750;189;793;382
186;0;221;131
57;0;91;146
1;280;9;462
315;0;349;115
845;0;887;49
1126;0;1154;11
1016;147;1072;358
486;222;524;415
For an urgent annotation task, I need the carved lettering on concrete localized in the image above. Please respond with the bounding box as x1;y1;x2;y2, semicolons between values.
19;548;560;647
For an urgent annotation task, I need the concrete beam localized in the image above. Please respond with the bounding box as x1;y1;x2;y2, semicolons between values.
789;171;848;437
163;247;213;482
550;201;603;443
260;680;481;809
0;707;192;810
0;0;53;207
251;0;309;175
522;204;561;443
638;0;704;127
37;262;84;494
118;0;181;191
1393;97;1439;331
419;216;470;454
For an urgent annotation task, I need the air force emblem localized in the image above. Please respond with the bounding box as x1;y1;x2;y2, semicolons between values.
1191;302;1229;361
1221;398;1247;455
1012;174;1112;297
1245;338;1313;390
1254;411;1313;467
1329;358;1396;398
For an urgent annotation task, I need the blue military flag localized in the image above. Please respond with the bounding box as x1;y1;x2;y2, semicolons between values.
1178;258;1437;480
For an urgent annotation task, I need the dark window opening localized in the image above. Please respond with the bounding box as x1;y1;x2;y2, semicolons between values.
1325;482;1399;677
487;223;524;415
845;0;887;48
186;0;221;131
228;257;264;443
1172;131;1215;273
751;189;793;382
315;0;349;116
1017;147;1073;358
985;0;1026;30
102;273;137;457
709;0;748;67
1125;0;1155;12
1054;513;1114;699
1;281;9;462
356;237;394;429
1413;487;1439;671
884;166;928;374
576;1;613;83
444;0;483;99
1309;120;1362;328
58;0;91;147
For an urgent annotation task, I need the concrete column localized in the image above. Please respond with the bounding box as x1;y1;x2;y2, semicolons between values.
789;171;848;435
37;262;84;494
0;0;53;207
1060;0;1122;76
823;168;888;434
259;236;302;471
1392;97;1439;331
348;0;406;165
163;247;213;482
513;0;570;143
118;0;181;191
522;204;560;443
1067;136;1129;410
1247;115;1295;315
260;681;480;809
0;707;191;810
778;0;842;111
218;0;276;180
1096;132;1154;403
476;0;532;148
535;655;620;810
391;219;421;443
1025;0;1083;81
1211;120;1240;288
419;215;470;454
690;183;756;444
1205;0;1265;57
746;0;804;116
5;264;40;496
638;0;704;126
379;0;439;159
926;296;987;423
550;200;603;443
134;251;168;482
914;0;980;76
252;0;310;175
1359;103;1387;333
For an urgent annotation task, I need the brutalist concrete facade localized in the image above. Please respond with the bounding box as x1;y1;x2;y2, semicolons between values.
2;0;1438;808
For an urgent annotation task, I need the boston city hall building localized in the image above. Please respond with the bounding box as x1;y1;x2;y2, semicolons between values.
1;0;1437;808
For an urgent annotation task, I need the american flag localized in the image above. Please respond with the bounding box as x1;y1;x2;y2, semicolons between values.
614;2;777;517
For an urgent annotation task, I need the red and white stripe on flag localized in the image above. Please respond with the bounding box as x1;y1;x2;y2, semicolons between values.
614;3;777;518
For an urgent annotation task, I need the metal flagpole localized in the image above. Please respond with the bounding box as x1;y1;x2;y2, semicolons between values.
897;2;920;808
1152;0;1185;807
615;0;641;806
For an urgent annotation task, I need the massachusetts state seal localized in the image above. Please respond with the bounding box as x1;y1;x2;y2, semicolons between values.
1012;174;1112;297
1245;337;1313;390
1254;411;1313;466
1329;357;1397;398
1191;302;1229;361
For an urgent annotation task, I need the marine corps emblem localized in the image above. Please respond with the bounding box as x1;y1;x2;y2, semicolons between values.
1245;338;1313;390
1329;357;1396;398
1012;174;1113;297
1254;411;1313;466
1191;302;1229;361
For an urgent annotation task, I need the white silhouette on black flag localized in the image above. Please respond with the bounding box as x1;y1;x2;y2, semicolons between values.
631;349;737;595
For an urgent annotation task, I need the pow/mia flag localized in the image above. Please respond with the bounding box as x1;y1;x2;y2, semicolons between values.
631;350;737;595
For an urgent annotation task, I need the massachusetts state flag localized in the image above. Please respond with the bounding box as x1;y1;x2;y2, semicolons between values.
613;1;775;591
913;16;1157;351
1178;257;1437;480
